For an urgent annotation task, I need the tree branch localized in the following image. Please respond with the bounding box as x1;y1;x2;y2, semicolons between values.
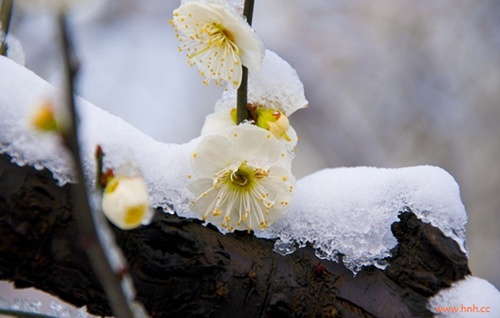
0;153;470;317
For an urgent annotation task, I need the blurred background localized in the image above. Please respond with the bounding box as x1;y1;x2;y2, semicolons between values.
2;0;499;308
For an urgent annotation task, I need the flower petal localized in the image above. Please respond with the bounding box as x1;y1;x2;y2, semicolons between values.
191;133;234;178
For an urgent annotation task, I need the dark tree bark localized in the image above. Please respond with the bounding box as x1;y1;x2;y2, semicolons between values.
0;153;470;317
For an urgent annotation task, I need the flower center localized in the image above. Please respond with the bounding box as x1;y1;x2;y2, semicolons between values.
189;22;239;58
228;162;255;189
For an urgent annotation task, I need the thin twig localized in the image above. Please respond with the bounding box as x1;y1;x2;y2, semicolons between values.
95;145;104;192
0;0;14;56
57;13;136;318
236;0;256;124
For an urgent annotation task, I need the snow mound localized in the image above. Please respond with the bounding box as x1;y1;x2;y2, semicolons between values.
428;276;500;317
258;166;468;272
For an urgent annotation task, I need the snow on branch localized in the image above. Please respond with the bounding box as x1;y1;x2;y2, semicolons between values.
1;55;468;274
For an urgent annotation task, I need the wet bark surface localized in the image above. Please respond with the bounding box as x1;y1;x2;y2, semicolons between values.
0;153;470;317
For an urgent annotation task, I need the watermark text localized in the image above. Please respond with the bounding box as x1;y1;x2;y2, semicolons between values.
434;304;491;314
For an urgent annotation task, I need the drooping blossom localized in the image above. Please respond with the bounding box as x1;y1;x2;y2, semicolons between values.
189;124;295;232
170;1;264;87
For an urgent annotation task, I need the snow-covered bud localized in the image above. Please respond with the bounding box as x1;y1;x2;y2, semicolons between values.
101;176;150;230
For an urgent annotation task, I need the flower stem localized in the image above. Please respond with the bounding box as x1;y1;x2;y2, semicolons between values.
236;67;249;124
57;13;139;318
236;0;256;124
0;0;13;56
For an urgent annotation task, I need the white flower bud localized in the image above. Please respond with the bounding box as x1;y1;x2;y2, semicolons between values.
101;176;150;230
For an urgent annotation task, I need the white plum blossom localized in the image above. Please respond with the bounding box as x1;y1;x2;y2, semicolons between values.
170;1;264;88
189;124;295;232
101;176;151;230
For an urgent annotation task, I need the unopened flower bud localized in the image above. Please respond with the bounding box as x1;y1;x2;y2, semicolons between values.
255;108;291;142
31;101;59;132
101;176;150;230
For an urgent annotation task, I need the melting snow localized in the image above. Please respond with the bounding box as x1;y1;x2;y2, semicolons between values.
1;55;468;273
257;166;468;272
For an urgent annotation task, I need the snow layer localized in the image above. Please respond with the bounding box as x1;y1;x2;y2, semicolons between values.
428;276;500;317
258;166;468;272
217;50;308;116
0;55;196;216
1;56;467;273
2;34;26;66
